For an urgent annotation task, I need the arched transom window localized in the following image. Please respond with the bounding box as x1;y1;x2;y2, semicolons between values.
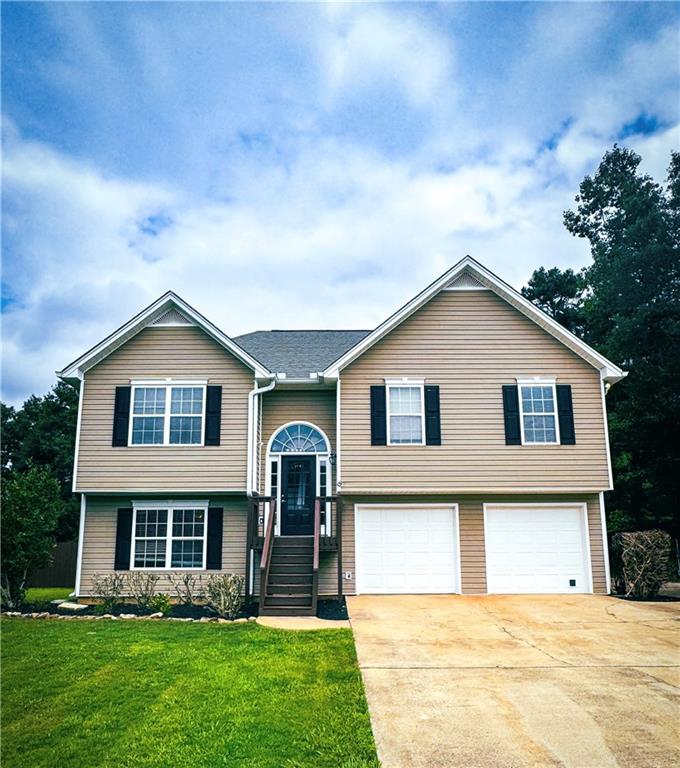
270;423;329;453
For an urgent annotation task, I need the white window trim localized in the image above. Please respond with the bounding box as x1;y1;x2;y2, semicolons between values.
128;380;207;447
130;502;209;571
385;378;425;446
516;377;560;446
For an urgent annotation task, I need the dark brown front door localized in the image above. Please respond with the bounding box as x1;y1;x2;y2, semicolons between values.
281;456;315;536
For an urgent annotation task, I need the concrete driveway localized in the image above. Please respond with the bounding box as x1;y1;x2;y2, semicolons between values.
347;594;680;768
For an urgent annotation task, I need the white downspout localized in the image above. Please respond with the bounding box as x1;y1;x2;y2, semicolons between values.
247;377;276;496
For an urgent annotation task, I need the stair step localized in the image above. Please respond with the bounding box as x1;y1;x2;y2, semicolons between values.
270;564;314;574
268;573;312;585
267;584;312;595
264;596;313;607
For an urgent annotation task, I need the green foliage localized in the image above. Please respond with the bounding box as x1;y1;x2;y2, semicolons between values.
1;620;378;768
1;382;80;540
1;466;64;608
526;145;679;542
147;593;172;615
520;266;587;336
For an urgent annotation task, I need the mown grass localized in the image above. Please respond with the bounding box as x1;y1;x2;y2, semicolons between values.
1;618;378;768
24;587;73;603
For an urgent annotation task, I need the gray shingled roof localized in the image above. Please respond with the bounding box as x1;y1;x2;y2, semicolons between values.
234;330;371;378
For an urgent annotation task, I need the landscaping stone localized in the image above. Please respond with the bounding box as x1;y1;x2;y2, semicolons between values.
199;616;214;623
59;601;87;612
149;612;164;619
4;612;21;617
37;612;50;619
248;616;257;622
50;599;67;605
120;614;136;620
234;618;248;624
217;618;232;624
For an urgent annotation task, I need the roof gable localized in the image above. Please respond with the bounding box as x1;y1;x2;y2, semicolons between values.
322;256;626;383
58;291;270;382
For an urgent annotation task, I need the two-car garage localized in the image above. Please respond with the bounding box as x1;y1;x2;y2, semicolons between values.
354;503;593;595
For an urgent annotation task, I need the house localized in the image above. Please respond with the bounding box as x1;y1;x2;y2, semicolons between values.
58;257;626;615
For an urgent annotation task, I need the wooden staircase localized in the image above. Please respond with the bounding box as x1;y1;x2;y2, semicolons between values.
260;536;315;616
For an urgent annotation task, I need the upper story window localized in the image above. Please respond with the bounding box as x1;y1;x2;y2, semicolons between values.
518;379;559;445
130;382;205;445
270;423;328;453
386;380;425;445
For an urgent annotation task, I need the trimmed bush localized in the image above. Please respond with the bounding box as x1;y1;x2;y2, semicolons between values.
205;574;245;619
92;573;126;613
168;573;205;605
610;530;671;599
127;572;161;612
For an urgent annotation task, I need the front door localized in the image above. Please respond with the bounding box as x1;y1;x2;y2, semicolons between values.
280;456;316;536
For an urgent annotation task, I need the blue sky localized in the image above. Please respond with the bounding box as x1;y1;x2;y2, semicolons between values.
2;1;679;403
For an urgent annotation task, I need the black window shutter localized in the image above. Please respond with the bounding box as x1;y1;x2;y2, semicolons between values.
204;385;222;446
112;386;131;447
206;507;223;570
556;385;576;445
114;508;133;570
502;385;522;445
370;385;387;446
424;385;441;445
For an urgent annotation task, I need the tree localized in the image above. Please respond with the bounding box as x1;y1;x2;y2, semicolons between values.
520;266;586;336
1;382;79;540
1;465;64;608
562;146;680;538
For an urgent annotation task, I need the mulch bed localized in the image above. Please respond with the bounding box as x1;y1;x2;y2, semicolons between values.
11;597;350;620
317;597;349;620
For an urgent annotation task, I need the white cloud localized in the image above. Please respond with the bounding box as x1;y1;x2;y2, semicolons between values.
2;120;629;404
320;5;455;110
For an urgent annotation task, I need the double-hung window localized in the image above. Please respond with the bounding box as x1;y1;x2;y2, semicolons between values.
518;379;560;445
132;505;207;569
130;382;205;445
386;380;425;445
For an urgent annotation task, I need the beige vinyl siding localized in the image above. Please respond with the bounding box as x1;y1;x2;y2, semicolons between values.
318;498;355;596
78;494;248;596
258;387;336;492
343;493;607;596
76;327;253;492
340;290;610;492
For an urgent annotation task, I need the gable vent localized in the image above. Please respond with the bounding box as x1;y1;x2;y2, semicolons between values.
151;307;194;326
445;271;488;291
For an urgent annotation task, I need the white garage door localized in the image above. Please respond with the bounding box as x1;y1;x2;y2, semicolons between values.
356;505;459;594
485;504;591;594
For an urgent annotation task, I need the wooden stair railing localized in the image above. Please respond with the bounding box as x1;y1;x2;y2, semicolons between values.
259;500;276;613
312;498;321;615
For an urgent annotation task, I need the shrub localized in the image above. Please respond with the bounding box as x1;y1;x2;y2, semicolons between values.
1;465;63;609
92;573;126;613
127;572;161;612
610;530;672;599
148;593;171;615
204;574;244;619
168;573;205;605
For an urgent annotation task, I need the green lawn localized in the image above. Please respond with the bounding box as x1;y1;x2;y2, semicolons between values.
25;587;73;603
1;619;378;768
